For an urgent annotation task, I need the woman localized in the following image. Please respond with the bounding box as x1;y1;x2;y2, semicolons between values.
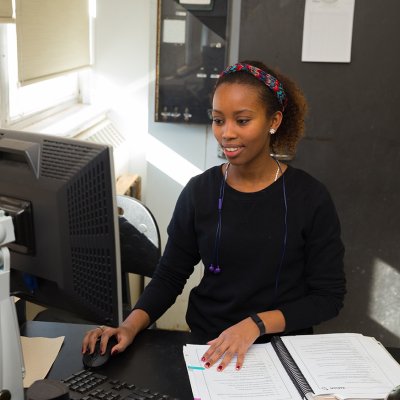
82;61;346;372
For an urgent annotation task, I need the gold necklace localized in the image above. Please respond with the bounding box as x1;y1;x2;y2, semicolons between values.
226;161;280;184
274;159;281;182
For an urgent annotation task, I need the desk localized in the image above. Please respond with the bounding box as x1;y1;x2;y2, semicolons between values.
21;321;194;399
21;321;400;400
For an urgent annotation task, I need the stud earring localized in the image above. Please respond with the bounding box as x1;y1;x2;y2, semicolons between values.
269;128;276;134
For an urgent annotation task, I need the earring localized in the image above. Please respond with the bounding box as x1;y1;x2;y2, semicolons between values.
269;128;276;134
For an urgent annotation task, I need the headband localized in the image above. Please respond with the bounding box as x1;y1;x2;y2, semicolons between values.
220;63;288;111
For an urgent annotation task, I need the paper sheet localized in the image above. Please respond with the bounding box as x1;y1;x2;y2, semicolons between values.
21;336;64;388
163;19;186;44
282;333;400;399
302;0;355;62
179;0;212;4
183;343;302;400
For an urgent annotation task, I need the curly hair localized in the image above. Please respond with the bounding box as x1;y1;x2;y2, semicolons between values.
213;60;308;156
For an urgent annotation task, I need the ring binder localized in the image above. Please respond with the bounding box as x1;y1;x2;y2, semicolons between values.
271;336;314;399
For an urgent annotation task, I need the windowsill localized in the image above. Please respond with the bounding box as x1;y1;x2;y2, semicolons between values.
6;103;109;138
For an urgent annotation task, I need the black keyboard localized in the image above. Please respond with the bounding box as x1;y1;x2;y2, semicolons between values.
62;369;180;400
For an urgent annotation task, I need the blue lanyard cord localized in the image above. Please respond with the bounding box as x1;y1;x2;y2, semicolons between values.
210;159;288;289
274;170;288;303
210;163;230;273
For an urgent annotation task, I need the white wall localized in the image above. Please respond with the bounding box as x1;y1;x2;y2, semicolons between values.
93;0;152;180
94;0;234;330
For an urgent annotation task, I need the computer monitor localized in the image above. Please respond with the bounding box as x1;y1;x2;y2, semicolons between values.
0;128;123;327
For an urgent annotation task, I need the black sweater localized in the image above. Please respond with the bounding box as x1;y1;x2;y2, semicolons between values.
135;165;346;340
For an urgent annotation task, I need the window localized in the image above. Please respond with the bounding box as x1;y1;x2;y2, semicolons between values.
0;0;95;129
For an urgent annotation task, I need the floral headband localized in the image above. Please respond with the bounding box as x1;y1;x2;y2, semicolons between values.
220;63;288;111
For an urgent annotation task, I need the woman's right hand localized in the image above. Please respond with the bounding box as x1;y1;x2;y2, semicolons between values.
81;324;136;356
81;309;151;356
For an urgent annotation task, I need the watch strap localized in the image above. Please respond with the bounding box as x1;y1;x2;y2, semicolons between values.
250;313;266;336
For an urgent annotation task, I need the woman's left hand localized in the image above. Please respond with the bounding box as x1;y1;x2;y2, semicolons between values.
201;317;259;372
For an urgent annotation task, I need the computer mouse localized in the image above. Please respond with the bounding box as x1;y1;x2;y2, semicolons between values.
82;336;118;368
387;385;400;400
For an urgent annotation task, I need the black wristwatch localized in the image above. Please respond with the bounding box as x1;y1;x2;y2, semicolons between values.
250;313;266;336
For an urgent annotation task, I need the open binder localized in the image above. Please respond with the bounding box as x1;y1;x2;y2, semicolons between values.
183;333;400;400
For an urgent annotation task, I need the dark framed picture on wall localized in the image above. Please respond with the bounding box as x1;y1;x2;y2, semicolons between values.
155;0;228;124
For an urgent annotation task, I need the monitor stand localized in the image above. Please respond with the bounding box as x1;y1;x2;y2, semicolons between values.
0;211;24;399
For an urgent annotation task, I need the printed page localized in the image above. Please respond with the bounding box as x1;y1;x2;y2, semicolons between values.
281;333;400;399
183;343;302;400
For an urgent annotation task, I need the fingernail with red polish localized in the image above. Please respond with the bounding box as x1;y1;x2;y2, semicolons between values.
201;356;206;362
217;366;223;372
112;349;119;356
235;365;241;371
205;362;210;368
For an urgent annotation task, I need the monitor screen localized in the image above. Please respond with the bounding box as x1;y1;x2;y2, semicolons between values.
0;129;122;327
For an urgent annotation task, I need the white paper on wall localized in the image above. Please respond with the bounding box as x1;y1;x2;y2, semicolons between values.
163;19;186;44
302;0;355;63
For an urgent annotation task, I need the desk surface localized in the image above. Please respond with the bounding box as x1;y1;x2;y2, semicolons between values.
21;321;400;400
21;321;194;399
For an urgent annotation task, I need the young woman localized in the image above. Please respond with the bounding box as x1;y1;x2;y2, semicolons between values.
82;61;346;372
